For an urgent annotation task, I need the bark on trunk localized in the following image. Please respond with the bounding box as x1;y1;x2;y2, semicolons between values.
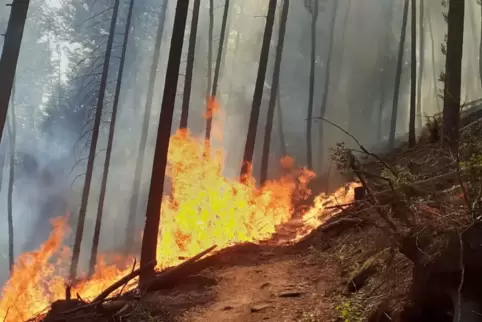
139;0;189;287
69;0;120;281
125;0;168;254
7;83;15;274
388;0;410;148
0;0;30;144
306;0;318;170
89;0;134;276
317;0;338;172
260;0;289;185
180;0;201;129
240;0;278;179
442;0;465;151
408;0;417;147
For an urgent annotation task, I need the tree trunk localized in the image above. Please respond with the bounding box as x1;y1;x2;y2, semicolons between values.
240;0;278;179
7;83;15;274
276;88;287;156
442;0;465;151
0;0;30;144
205;0;230;146
306;0;318;170
416;0;424;129
205;0;214;142
408;0;417;147
479;2;482;85
69;0;120;281
210;0;229;102
317;0;338;172
388;0;409;148
179;0;201;129
376;0;394;142
125;0;168;254
89;0;134;276
260;0;289;185
428;7;440;112
139;0;189;287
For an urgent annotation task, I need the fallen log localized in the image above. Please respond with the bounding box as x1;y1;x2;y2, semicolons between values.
142;245;217;292
92;260;156;303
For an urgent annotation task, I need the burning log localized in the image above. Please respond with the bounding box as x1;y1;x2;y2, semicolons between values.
142;245;217;292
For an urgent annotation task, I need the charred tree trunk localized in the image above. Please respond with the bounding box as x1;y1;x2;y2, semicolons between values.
211;0;229;106
205;0;214;142
139;0;189;287
205;0;230;146
388;0;409;148
240;0;278;178
125;0;168;254
260;0;289;185
69;0;120;281
0;0;30;144
276;88;287;156
408;0;417;147
89;0;134;276
442;0;465;151
317;0;338;171
6;83;15;273
180;0;201;129
416;0;424;129
306;0;318;170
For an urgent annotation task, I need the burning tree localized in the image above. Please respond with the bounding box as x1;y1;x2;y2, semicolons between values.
139;0;190;287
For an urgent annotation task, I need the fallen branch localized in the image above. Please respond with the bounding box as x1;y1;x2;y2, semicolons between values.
92;260;156;303
142;245;217;292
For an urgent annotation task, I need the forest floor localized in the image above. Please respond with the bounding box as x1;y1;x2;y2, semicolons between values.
42;117;482;322
142;119;479;322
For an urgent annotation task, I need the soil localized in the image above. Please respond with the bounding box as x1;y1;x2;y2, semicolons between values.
135;210;413;322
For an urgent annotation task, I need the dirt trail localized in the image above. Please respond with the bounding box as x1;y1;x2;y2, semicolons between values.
176;246;343;322
143;212;409;322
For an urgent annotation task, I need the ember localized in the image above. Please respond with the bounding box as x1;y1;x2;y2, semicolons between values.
0;129;354;322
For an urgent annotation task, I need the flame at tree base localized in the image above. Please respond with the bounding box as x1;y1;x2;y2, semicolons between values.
0;129;354;322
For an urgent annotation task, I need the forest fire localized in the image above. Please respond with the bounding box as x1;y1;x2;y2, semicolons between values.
0;129;355;322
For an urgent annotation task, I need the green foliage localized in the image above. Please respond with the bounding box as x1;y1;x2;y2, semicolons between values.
336;299;363;322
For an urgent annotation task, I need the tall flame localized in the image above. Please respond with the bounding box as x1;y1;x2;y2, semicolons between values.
0;125;354;322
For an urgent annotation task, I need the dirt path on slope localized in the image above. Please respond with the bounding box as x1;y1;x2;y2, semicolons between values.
177;246;344;322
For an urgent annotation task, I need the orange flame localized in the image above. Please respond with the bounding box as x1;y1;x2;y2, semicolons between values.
204;96;220;119
0;117;355;321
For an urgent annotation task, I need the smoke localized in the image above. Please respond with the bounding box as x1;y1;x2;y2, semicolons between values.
0;0;481;280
